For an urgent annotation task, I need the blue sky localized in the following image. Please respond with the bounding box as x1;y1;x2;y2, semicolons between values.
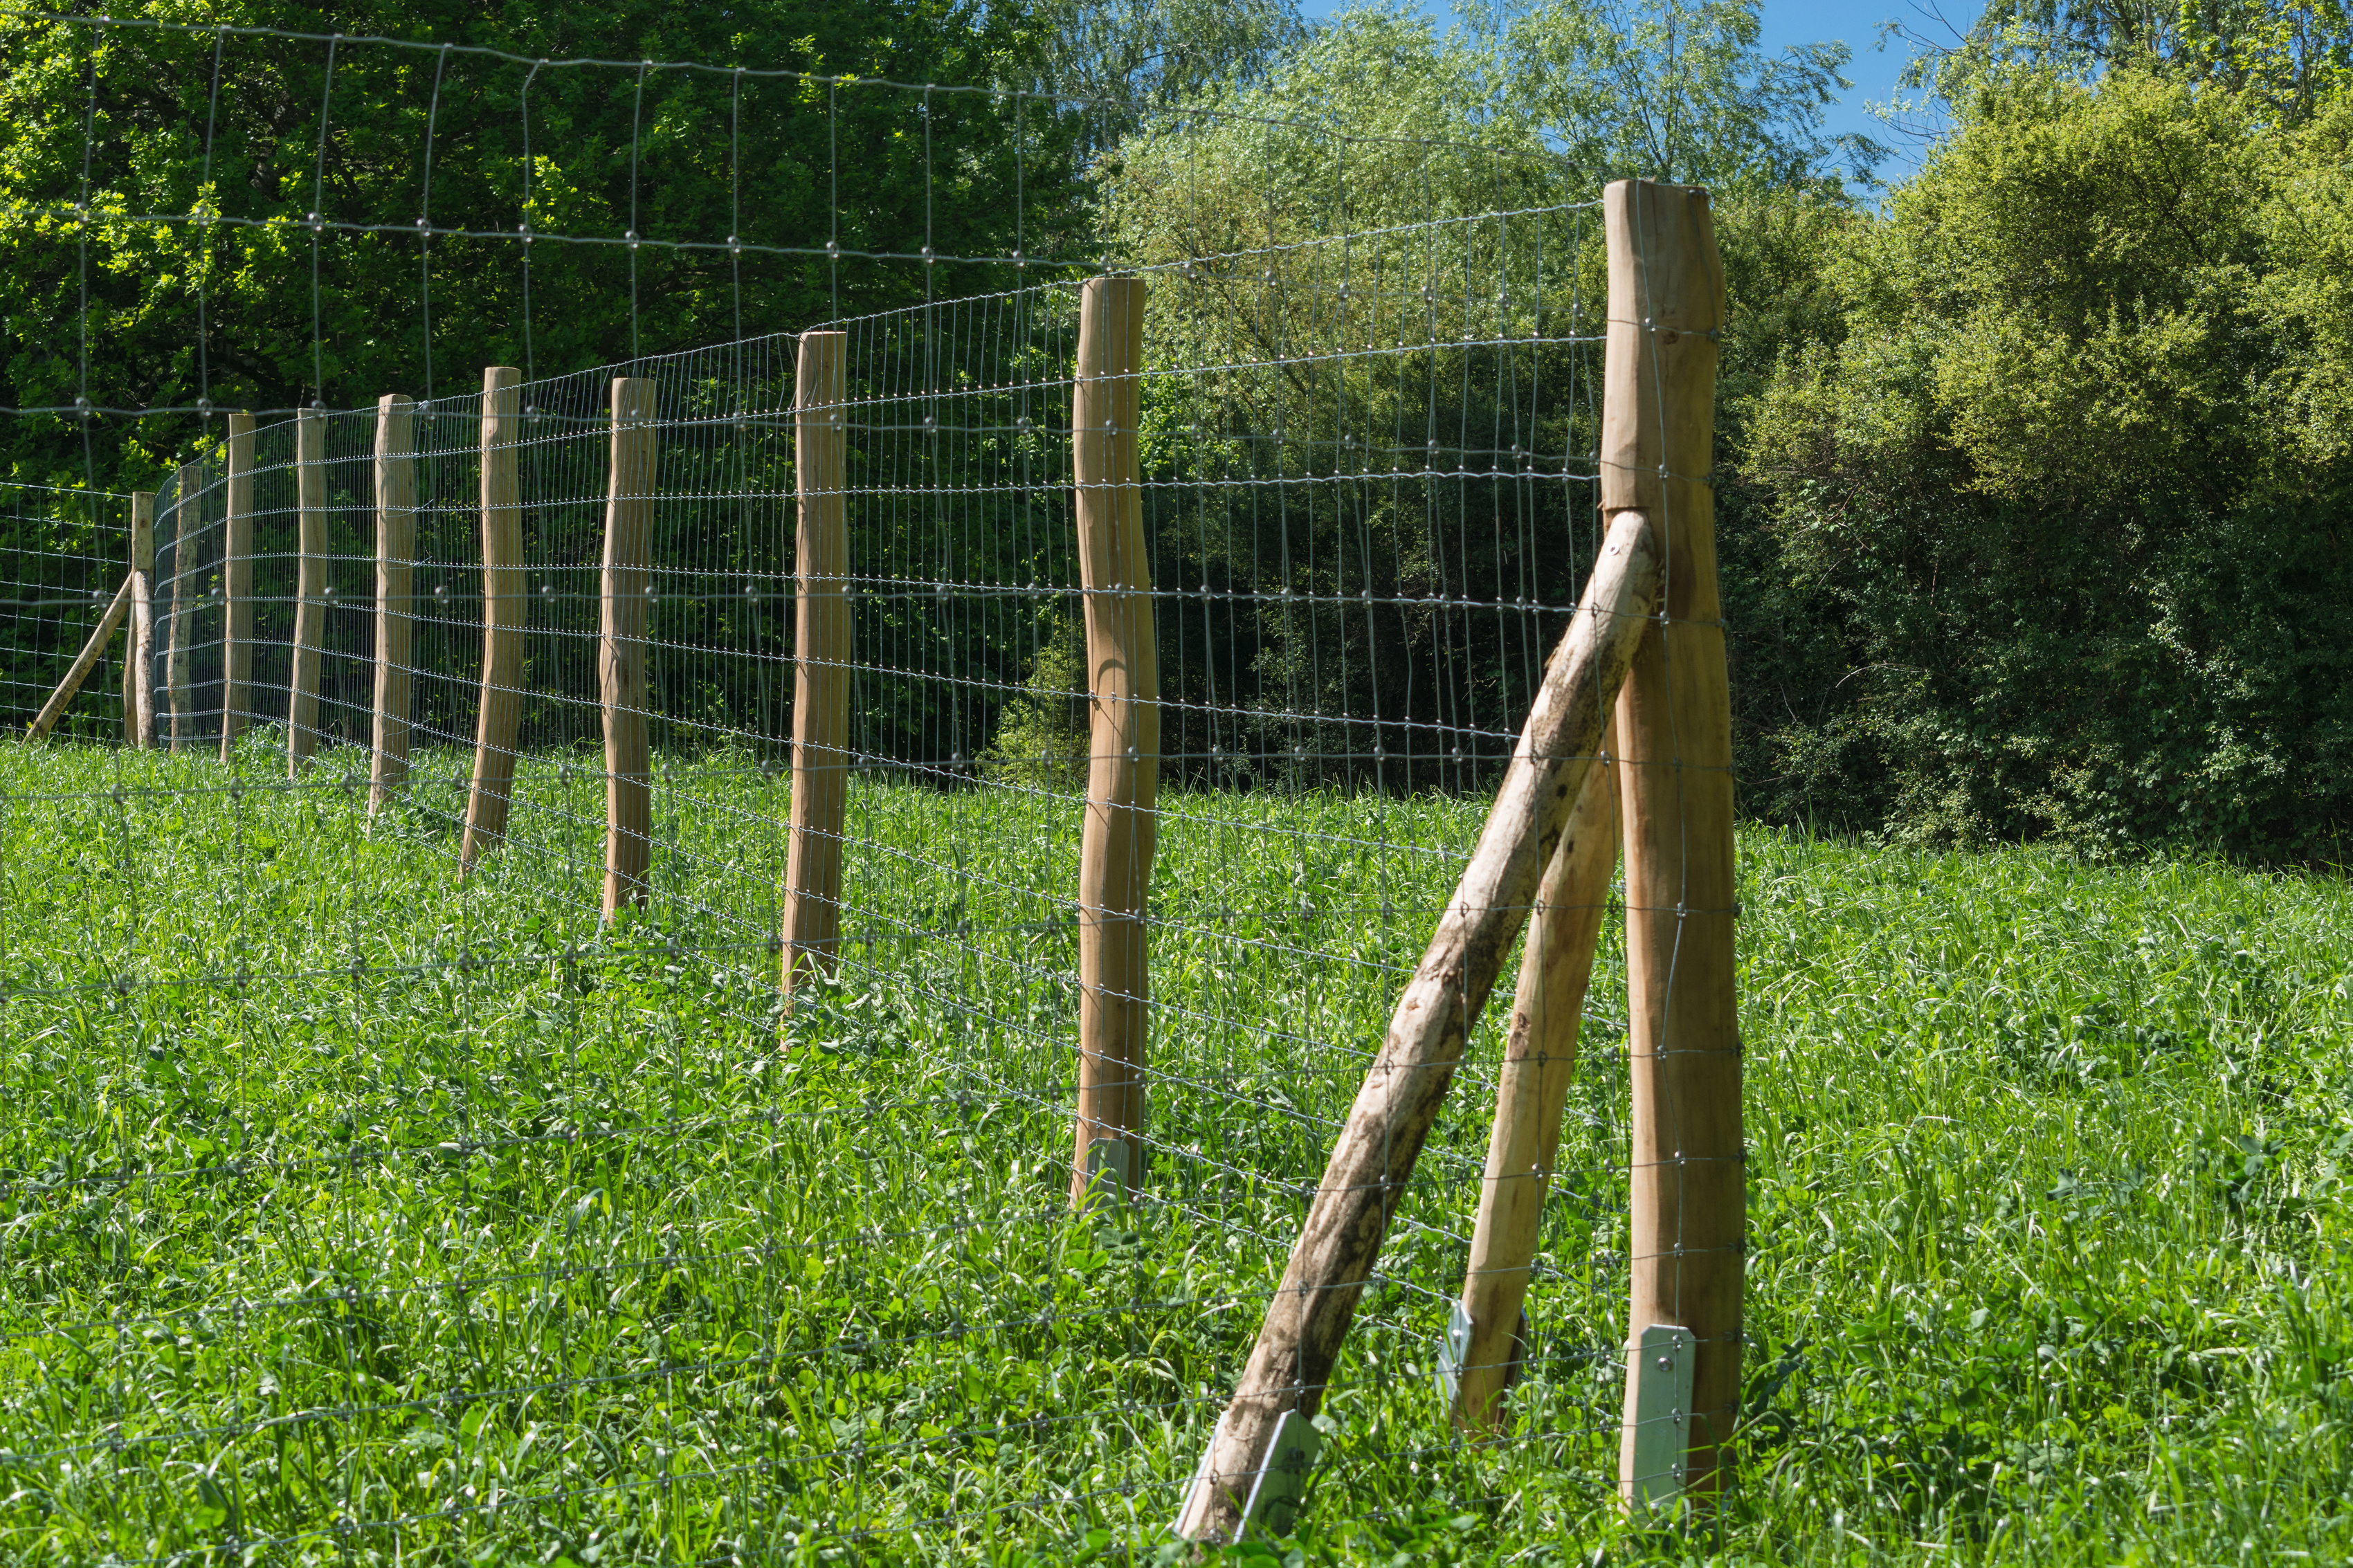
1296;0;1990;183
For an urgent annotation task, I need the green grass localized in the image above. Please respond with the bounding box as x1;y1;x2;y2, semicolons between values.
2;734;2351;1565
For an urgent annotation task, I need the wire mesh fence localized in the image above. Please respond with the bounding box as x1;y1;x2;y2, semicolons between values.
1;482;134;738
0;16;1752;1562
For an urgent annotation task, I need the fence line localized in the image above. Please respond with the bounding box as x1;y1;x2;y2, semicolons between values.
1;174;1741;1560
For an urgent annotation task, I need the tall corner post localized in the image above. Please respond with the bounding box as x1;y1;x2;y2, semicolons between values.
126;491;156;749
601;377;658;918
371;394;419;813
1068;275;1158;1209
287;407;328;776
217;410;256;761
780;329;851;1007
462;367;526;870
1601;179;1741;1506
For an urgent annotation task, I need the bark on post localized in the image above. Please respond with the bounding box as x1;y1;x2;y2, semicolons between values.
28;574;133;740
287;407;327;775
1601;179;1741;1505
165;464;194;751
1448;733;1621;1430
601;377;658;916
781;331;850;1002
1067;275;1159;1205
126;491;156;749
1173;508;1663;1543
217;410;255;760
461;367;525;871
371;394;418;812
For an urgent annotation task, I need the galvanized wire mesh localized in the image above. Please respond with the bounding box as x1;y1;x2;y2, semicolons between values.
0;16;1651;1560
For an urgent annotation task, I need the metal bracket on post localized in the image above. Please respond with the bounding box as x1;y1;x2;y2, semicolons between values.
1627;1323;1693;1509
1435;1299;1475;1408
1082;1137;1130;1213
1239;1407;1323;1540
1435;1299;1530;1413
1169;1407;1323;1543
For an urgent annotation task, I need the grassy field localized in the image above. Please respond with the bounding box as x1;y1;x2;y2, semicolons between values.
2;736;2351;1565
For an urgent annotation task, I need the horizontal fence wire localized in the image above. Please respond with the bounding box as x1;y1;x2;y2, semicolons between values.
0;482;132;738
0;18;1649;1562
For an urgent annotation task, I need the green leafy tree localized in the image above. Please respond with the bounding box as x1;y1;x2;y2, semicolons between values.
0;0;1087;492
1474;0;1889;190
1743;69;2353;857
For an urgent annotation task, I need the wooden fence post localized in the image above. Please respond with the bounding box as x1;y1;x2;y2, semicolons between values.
217;410;255;760
28;574;133;741
371;394;417;812
1602;179;1740;1506
1172;509;1663;1543
461;367;525;870
781;331;850;1001
1067;275;1159;1207
1447;730;1619;1430
126;491;155;749
601;377;657;916
287;407;327;775
166;463;193;751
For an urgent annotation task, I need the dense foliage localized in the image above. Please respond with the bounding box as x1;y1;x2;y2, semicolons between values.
12;0;2353;855
1735;68;2353;859
0;0;1093;491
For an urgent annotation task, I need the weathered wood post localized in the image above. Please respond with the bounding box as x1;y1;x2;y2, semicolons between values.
1066;275;1159;1207
601;377;657;916
217;410;255;760
781;331;850;1001
126;491;155;749
27;574;133;740
461;367;525;870
371;394;417;812
165;464;194;751
1447;732;1619;1431
1172;509;1664;1544
287;406;327;775
1603;178;1740;1506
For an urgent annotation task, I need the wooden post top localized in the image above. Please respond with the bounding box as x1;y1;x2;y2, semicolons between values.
130;492;154;570
1077;276;1148;389
610;376;657;421
1599;180;1724;519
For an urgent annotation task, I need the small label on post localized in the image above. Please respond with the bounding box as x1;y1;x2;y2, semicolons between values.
1627;1322;1693;1509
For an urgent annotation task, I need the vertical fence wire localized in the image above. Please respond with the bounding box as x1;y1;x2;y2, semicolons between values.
0;21;1660;1560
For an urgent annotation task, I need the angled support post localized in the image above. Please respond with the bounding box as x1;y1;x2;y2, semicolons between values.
1172;506;1663;1543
